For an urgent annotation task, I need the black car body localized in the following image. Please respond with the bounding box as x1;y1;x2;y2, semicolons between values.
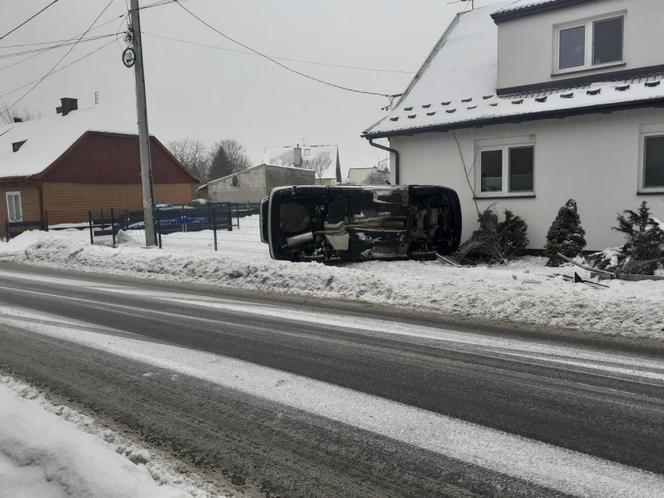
260;185;462;262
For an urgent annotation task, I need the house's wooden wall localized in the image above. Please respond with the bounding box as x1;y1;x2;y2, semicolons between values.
42;183;194;224
0;185;41;232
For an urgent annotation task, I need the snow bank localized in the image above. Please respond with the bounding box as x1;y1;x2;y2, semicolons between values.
0;384;187;498
1;228;663;339
0;376;224;498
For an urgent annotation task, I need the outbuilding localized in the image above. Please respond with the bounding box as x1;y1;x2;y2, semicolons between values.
202;163;315;203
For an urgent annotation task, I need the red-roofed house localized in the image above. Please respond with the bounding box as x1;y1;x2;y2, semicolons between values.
1;100;198;232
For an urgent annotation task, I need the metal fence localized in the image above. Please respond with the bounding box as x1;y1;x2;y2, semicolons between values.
89;202;261;251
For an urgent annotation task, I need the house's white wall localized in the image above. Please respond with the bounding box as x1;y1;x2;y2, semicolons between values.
389;107;664;251
497;0;664;90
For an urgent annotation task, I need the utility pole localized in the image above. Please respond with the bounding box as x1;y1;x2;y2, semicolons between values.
129;0;156;246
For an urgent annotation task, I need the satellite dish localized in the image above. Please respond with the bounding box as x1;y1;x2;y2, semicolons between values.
122;47;136;68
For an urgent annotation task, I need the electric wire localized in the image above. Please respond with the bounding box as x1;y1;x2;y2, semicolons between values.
143;31;413;75
0;15;126;50
0;38;117;100
174;1;402;99
2;0;116;116
0;0;61;41
0;33;118;71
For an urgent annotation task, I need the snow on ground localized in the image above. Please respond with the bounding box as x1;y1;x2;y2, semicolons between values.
1;215;663;340
0;376;227;498
3;305;664;498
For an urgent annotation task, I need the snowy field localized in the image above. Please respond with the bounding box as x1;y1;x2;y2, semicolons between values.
1;215;663;340
0;376;225;498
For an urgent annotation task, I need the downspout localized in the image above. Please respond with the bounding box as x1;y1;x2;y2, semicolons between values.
368;138;400;185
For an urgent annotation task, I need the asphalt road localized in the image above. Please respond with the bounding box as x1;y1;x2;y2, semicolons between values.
0;262;663;497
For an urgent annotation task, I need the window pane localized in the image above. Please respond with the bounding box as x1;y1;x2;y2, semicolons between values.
509;147;534;192
481;150;503;192
559;25;585;69
7;194;22;222
645;136;664;188
593;17;623;65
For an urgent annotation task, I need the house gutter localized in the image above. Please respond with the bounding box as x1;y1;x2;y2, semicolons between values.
368;139;400;185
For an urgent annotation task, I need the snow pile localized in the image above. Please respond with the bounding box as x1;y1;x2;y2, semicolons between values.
1;228;663;339
0;376;226;498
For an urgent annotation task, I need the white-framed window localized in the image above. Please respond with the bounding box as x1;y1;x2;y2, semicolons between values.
5;191;23;223
476;139;535;197
554;12;625;74
639;125;664;193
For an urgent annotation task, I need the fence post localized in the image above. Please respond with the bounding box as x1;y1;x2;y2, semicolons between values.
111;208;116;248
211;206;218;251
5;220;9;242
43;211;49;232
156;208;162;249
236;203;240;229
227;203;233;231
181;205;186;233
88;210;94;245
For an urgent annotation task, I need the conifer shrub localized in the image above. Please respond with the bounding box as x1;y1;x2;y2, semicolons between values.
456;206;529;263
613;201;664;275
544;199;587;267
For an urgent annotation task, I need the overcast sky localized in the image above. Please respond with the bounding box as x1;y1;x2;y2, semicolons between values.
0;0;488;173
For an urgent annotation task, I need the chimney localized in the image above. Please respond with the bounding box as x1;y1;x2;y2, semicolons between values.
13;117;22;123
293;145;303;167
56;97;78;116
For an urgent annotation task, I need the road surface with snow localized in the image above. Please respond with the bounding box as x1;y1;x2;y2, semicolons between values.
1;262;664;497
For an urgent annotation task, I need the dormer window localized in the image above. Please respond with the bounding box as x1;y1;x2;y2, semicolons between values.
12;140;26;152
555;14;624;74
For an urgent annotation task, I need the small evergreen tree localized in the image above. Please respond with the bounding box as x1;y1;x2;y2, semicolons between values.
457;207;528;263
499;209;529;260
613;201;664;275
544;199;587;267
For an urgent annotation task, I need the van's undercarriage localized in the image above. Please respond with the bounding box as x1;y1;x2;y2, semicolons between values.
261;185;462;262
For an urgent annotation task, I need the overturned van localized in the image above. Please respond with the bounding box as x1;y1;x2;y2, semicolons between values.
260;185;462;262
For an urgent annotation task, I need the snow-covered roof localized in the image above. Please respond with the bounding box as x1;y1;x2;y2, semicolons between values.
0;107;138;180
263;145;340;180
492;0;592;21
364;2;664;138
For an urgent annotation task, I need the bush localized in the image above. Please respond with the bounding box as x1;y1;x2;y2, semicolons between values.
457;207;529;264
612;201;664;275
544;199;587;267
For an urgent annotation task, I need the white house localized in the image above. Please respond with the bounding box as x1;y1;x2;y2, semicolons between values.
363;0;664;250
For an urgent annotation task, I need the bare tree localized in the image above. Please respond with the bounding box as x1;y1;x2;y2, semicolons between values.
168;138;211;183
365;169;390;185
209;138;252;180
303;152;333;181
0;105;37;125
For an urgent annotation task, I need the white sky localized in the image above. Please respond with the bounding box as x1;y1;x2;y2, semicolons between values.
0;0;487;172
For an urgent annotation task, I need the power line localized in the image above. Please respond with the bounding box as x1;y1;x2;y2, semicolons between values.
130;0;182;13
2;0;116;116
0;0;61;41
0;15;126;50
143;31;413;75
0;38;117;100
174;1;401;99
0;33;118;68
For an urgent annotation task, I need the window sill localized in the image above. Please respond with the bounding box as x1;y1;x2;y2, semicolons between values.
474;193;536;200
551;61;625;78
637;189;664;196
